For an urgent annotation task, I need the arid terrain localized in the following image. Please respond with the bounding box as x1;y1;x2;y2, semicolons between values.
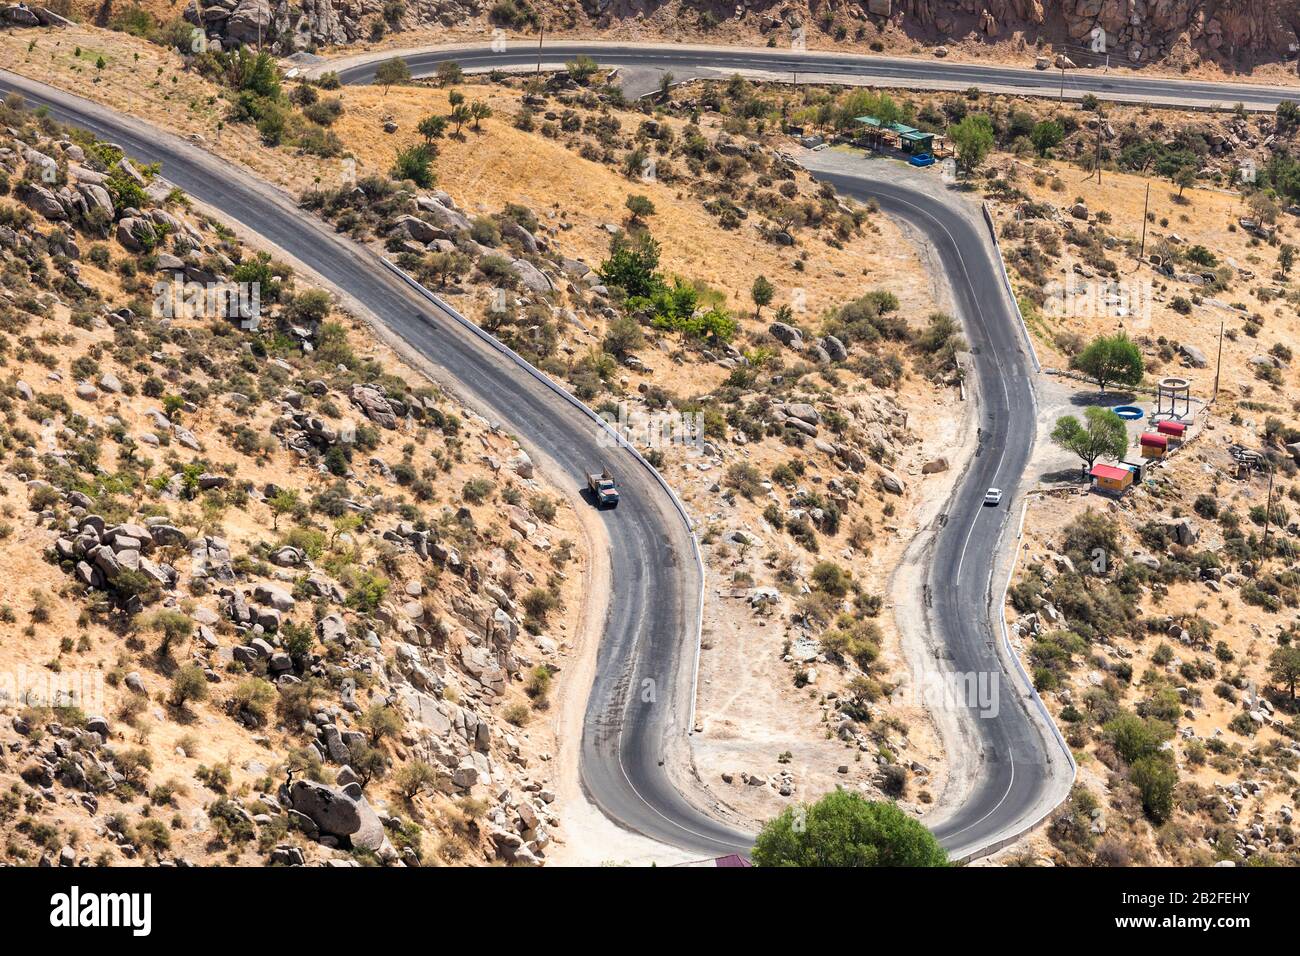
5;0;1300;868
0;95;593;866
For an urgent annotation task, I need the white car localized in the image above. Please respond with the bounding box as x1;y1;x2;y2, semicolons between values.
983;487;1003;507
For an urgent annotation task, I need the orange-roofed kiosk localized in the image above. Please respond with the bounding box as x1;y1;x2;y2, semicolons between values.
1090;463;1134;493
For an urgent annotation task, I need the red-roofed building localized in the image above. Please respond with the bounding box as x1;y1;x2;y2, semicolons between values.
1156;419;1187;441
1090;463;1134;493
1139;432;1168;459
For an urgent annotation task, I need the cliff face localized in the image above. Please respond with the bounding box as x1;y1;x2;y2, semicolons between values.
895;0;1300;63
165;0;1300;70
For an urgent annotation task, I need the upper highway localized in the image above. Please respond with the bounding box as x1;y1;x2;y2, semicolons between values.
321;39;1300;110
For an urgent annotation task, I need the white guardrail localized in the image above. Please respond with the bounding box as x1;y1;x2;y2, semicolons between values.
981;201;1042;374
380;259;710;734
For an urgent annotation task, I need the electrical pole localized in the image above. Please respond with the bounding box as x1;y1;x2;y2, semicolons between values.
1137;182;1150;261
1213;319;1224;400
1059;66;1065;103
536;25;544;75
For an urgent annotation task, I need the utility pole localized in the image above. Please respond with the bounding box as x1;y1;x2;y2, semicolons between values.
1059;66;1066;103
536;25;544;75
1213;319;1225;400
1137;182;1150;261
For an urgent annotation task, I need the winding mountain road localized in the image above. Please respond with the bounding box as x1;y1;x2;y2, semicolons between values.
0;69;751;858
811;169;1067;858
0;33;1203;857
322;39;1300;109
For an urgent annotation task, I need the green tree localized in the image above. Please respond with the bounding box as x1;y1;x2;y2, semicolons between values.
361;703;403;745
1051;406;1129;470
150;609;192;654
417;113;447;143
658;71;675;102
1071;333;1144;393
566;55;599;84
435;60;462;87
170;664;208;707
268;488;300;531
1131;754;1177;823
949;113;994;173
1280;243;1296;276
229;46;281;99
1030;119;1063;156
603;315;645;357
449;104;471;135
423;249;470;288
469;100;493;130
751;275;775;318
752;790;947;867
1104;712;1169;764
1269;645;1300;701
1174;165;1196;198
625;193;656;225
599;232;662;299
395;760;438;799
374;57;410;94
392;143;436;188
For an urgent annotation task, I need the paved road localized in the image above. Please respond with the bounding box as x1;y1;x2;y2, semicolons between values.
324;39;1300;109
0;70;752;858
0;53;1074;860
329;40;1079;856
809;170;1069;859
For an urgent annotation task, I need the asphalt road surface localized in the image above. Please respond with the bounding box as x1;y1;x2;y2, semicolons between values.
0;50;1076;860
811;171;1067;859
327;40;1300;109
0;70;752;858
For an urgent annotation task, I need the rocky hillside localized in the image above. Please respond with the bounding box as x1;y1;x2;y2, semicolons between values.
306;70;969;824
49;0;1300;72
0;95;585;866
1010;438;1300;866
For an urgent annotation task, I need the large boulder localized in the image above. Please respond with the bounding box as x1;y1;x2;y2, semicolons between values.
350;384;398;428
223;0;273;44
392;214;441;243
510;258;553;294
288;780;388;852
769;322;804;350
115;217;157;251
21;184;67;221
780;402;820;425
253;582;295;611
76;183;114;219
1179;343;1208;368
499;217;540;253
414;195;472;233
877;468;906;495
